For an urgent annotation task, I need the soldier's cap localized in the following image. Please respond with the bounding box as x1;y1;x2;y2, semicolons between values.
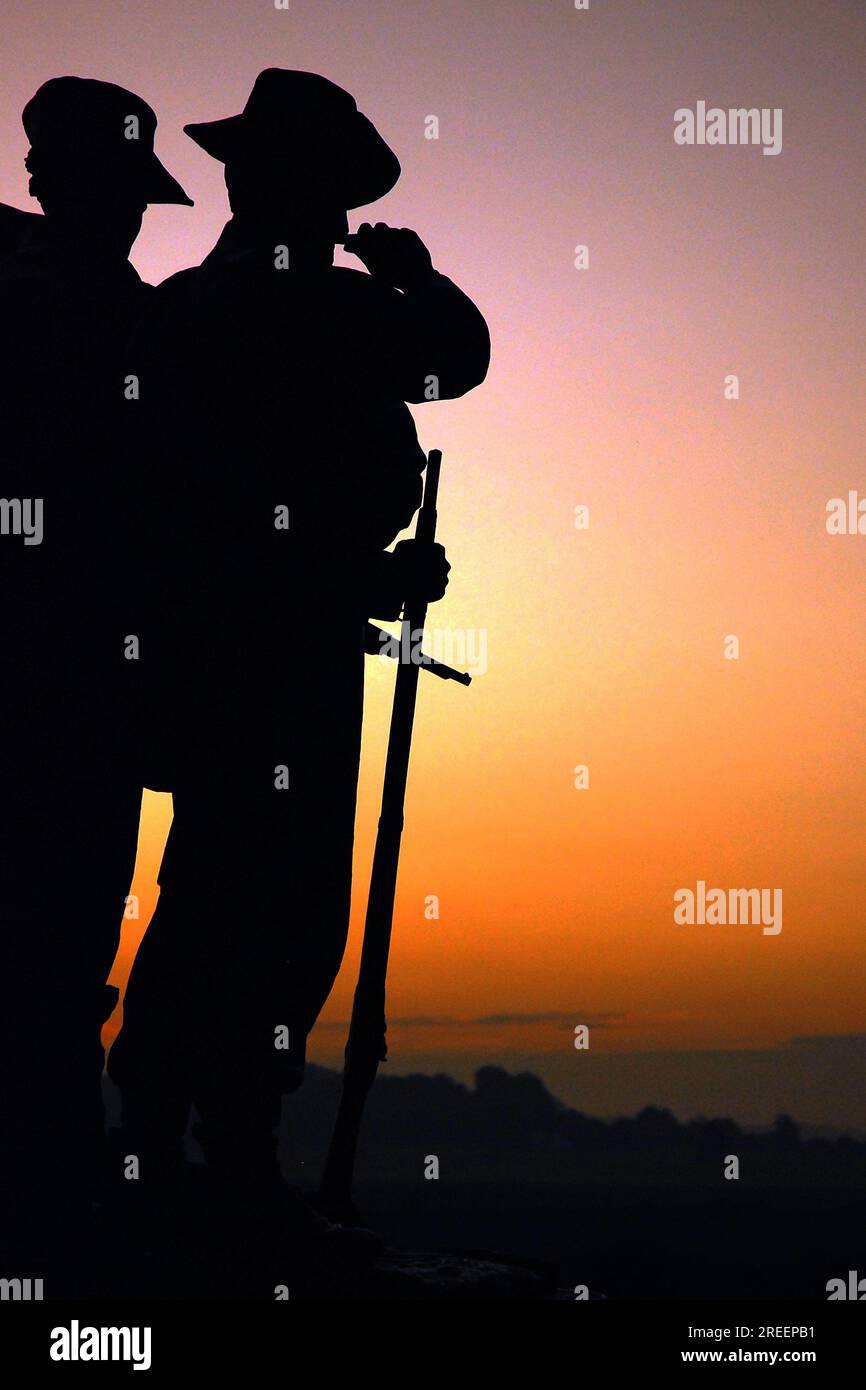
184;69;400;211
23;77;193;206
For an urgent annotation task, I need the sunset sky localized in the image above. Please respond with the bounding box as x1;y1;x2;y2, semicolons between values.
3;0;864;1129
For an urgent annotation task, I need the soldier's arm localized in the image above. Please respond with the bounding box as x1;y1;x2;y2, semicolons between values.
344;224;491;402
394;270;491;402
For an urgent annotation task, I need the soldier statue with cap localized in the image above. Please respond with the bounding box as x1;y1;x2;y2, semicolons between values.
0;77;191;1269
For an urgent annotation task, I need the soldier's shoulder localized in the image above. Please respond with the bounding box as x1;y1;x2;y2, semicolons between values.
0;206;46;292
151;265;202;303
0;203;44;255
134;266;202;333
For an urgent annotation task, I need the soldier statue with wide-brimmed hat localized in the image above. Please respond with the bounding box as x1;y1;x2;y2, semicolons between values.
109;68;489;1262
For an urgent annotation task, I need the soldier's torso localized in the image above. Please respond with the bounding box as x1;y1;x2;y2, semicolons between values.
0;237;152;727
147;253;425;555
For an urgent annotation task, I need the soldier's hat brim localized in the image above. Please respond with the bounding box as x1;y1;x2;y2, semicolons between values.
134;153;194;206
184;69;400;211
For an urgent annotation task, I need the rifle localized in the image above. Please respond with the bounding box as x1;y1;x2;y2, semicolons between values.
320;448;466;1220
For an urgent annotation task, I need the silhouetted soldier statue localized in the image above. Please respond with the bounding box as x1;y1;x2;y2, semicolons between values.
109;69;489;1257
0;77;191;1260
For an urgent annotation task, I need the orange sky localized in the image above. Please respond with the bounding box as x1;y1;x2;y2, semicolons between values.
2;0;864;1127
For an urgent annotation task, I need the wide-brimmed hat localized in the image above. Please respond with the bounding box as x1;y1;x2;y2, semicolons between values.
184;69;400;210
23;76;192;205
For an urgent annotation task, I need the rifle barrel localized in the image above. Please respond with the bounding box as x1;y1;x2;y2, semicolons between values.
320;450;444;1220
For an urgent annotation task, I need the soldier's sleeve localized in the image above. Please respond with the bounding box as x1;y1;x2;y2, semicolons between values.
384;270;491;403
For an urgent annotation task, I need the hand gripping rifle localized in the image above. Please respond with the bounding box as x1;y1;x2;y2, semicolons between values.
320;449;466;1221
